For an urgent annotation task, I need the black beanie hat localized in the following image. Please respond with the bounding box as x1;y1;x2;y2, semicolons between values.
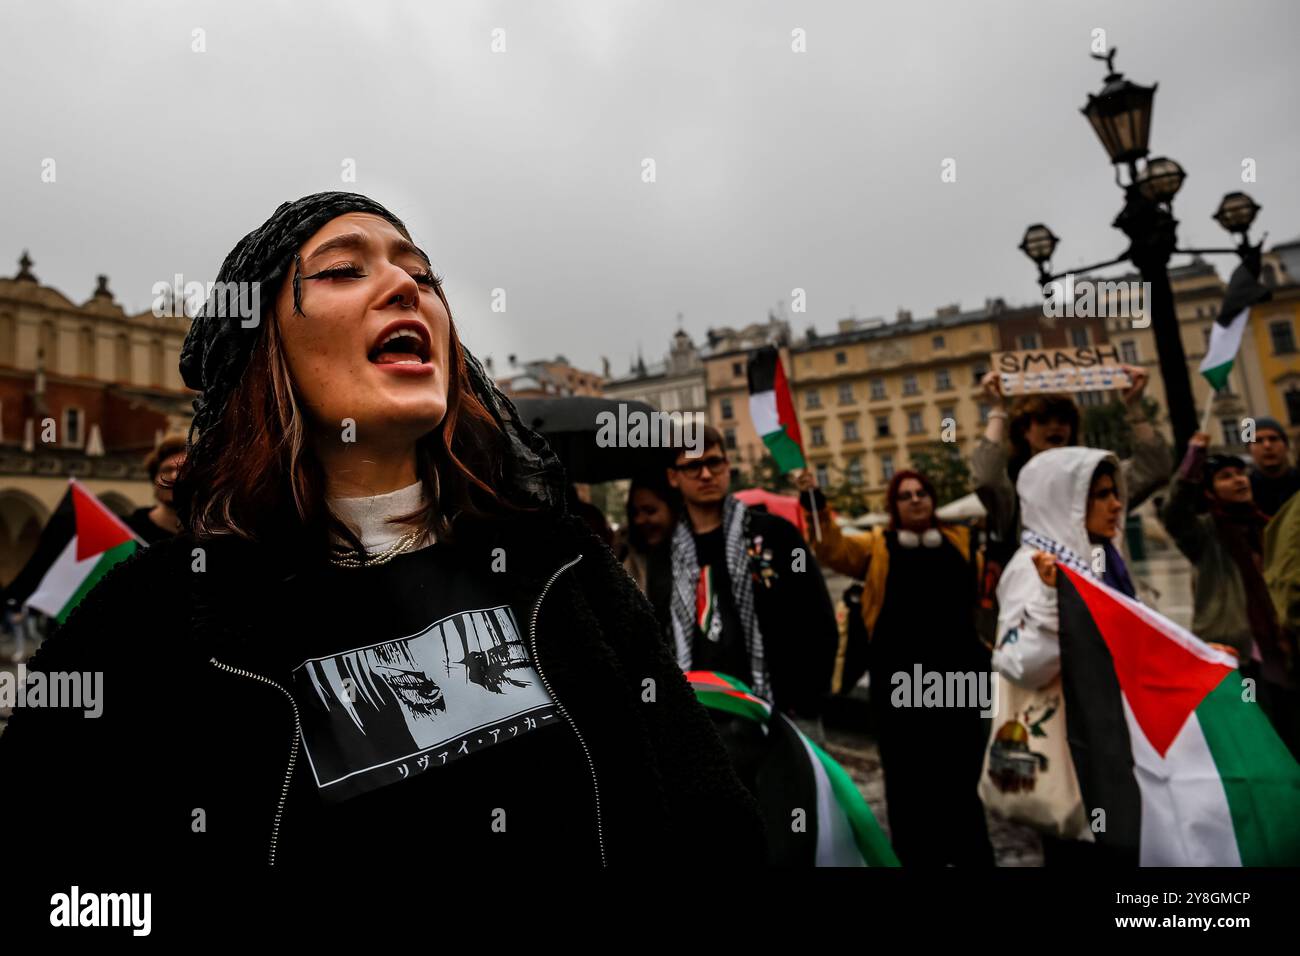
1254;417;1289;445
1203;453;1249;490
179;191;409;434
178;191;567;512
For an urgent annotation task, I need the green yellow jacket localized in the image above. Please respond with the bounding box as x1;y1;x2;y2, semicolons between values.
1264;492;1300;635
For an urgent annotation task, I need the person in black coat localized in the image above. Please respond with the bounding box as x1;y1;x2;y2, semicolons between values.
659;427;839;719
0;192;764;876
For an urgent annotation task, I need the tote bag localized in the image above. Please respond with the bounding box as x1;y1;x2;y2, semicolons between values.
978;672;1092;841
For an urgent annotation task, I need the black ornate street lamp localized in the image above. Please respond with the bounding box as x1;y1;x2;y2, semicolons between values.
1019;48;1265;456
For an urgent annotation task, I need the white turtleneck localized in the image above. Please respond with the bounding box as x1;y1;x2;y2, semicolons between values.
328;480;435;554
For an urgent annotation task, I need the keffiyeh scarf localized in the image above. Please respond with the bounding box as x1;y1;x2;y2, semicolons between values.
669;496;770;699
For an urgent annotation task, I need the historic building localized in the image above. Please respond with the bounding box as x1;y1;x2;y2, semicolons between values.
602;324;706;418
1100;246;1300;450
493;354;606;399
790;303;1002;501
701;316;791;470
0;252;191;585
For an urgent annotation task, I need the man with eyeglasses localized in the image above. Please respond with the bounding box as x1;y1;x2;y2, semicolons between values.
661;426;838;725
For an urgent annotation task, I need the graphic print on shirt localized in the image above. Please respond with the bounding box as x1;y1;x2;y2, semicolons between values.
292;603;558;802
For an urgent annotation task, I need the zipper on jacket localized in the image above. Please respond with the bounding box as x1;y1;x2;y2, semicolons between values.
528;554;607;868
209;657;302;867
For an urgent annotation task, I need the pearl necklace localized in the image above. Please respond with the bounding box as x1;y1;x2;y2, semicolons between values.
327;530;423;569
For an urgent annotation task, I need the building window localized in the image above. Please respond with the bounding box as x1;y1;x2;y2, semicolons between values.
843;419;860;442
1018;333;1040;350
1077;390;1104;408
79;326;96;377
935;368;953;391
723;428;737;451
972;364;988;386
978;402;991;424
1286;389;1300;427
838;382;853;405
1119;340;1139;364
847;458;863;486
1220;417;1241;447
875;415;891;438
881;454;895;483
816;463;830;487
116;334;131;381
806;389;821;409
732;361;743;377
1069;326;1090;348
835;351;847;365
940;405;956;426
39;320;59;372
902;374;919;396
720;397;734;420
811;425;826;447
908;410;924;434
63;407;83;447
870;378;886;400
932;335;945;350
1270;320;1297;355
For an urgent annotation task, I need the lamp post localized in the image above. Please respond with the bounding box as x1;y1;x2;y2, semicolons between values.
1019;48;1264;456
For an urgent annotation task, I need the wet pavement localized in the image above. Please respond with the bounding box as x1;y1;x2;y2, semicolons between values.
822;723;1045;867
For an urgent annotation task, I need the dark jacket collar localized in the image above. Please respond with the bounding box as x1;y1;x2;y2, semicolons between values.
176;509;598;671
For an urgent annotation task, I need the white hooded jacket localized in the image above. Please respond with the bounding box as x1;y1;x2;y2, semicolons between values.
991;446;1125;689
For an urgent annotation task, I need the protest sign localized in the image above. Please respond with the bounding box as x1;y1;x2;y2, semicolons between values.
992;345;1133;395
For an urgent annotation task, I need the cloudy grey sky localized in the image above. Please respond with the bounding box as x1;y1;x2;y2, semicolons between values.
3;0;1297;377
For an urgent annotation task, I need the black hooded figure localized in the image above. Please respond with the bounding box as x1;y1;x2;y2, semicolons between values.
0;192;764;871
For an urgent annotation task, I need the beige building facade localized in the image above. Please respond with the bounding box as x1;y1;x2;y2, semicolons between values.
790;306;1000;504
0;253;192;585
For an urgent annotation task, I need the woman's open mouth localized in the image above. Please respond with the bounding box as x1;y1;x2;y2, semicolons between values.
367;320;435;376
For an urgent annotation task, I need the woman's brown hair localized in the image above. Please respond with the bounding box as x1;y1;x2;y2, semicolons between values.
1007;392;1080;481
175;280;516;559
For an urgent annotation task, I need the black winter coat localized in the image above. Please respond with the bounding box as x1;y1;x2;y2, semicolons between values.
0;510;766;871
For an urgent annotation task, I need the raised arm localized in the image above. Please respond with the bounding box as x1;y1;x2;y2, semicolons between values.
794;471;872;580
1159;432;1213;564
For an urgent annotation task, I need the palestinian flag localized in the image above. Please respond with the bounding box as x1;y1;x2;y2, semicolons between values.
1199;257;1272;391
24;479;140;624
746;346;805;473
687;671;899;867
696;566;718;638
3;485;77;609
1057;564;1300;865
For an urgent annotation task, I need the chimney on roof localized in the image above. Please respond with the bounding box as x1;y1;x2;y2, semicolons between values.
935;303;960;318
896;308;912;324
984;297;1006;314
93;274;113;300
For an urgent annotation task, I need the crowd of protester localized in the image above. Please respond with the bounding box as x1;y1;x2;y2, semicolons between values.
613;387;1299;867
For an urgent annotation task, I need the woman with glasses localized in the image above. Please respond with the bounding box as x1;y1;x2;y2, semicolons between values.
797;468;993;866
124;433;188;545
0;192;764;872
